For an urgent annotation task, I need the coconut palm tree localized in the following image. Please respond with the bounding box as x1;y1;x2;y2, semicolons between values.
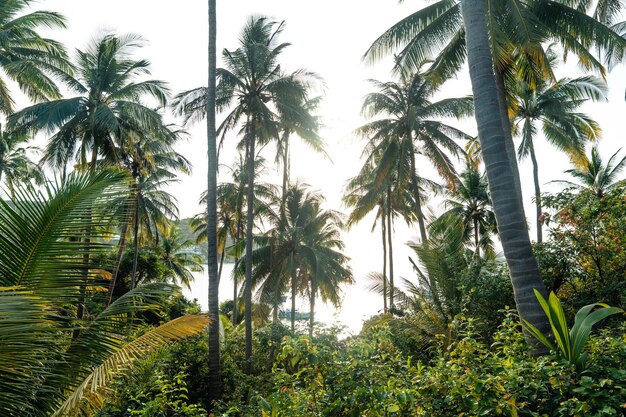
459;0;551;344
0;0;71;114
556;146;626;198
250;183;352;335
343;164;418;310
0;169;208;417
365;0;625;342
356;64;473;243
510;73;607;242
192;155;277;324
205;0;221;402
432;162;497;258
156;224;204;290
104;127;191;305
0;124;42;195
8;32;169;174
175;16;315;368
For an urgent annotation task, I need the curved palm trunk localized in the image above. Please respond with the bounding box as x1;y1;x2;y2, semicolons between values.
130;185;140;290
473;217;480;259
207;0;222;402
291;261;297;333
386;189;394;309
381;206;388;313
244;124;256;373
494;66;524;201
410;142;428;243
309;274;316;337
105;219;129;307
528;139;543;243
461;0;550;349
217;241;226;283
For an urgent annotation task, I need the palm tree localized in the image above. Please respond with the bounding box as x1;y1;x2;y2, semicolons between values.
0;0;70;114
192;155;277;324
157;224;204;289
105;127;191;305
365;0;626;342
510;73;607;242
206;0;221;403
556;146;626;198
343;165;417;310
356;65;473;243
250;183;352;335
0;169;208;417
175;16;315;368
0;124;42;196
459;0;551;344
432;162;497;258
8;32;169;174
365;0;626;202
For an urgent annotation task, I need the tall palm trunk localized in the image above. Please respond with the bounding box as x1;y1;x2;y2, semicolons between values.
75;148;98;337
233;181;244;326
217;243;226;282
290;257;297;333
207;0;222;402
130;184;140;290
528;138;543;243
494;66;524;201
473;217;480;259
309;274;316;337
105;218;129;307
460;0;550;348
244;123;256;373
410;140;428;243
386;189;394;309
276;133;290;322
381;205;388;313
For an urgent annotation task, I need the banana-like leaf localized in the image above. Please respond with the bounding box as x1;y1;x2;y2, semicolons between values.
524;290;623;370
52;314;210;417
570;303;623;368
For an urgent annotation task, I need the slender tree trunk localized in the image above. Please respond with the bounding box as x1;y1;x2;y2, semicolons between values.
461;0;550;348
276;134;290;323
130;185;140;290
386;189;394;309
233;182;244;326
105;219;129;307
290;256;296;332
75;148;98;339
233;268;239;325
381;206;388;313
528;139;543;243
473;216;480;258
217;243;225;283
309;275;316;338
410;142;428;243
494;66;524;203
207;0;222;402
244;123;256;373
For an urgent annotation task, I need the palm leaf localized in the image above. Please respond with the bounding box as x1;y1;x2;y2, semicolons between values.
52;314;210;417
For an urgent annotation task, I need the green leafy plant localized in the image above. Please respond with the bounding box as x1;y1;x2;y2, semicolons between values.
523;289;623;370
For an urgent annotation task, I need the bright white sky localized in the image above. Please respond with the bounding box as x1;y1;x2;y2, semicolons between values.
36;0;626;333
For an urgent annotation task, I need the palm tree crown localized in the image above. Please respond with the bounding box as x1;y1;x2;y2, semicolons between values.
558;146;626;198
510;71;607;242
9;32;169;174
355;64;472;242
0;0;70;114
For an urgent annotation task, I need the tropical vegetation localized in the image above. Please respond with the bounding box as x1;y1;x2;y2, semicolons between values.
0;1;625;415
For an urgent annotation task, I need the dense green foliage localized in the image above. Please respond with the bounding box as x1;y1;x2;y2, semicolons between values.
2;0;626;415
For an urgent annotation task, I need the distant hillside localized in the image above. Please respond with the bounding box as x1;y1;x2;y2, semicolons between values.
177;217;206;261
176;217;235;263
